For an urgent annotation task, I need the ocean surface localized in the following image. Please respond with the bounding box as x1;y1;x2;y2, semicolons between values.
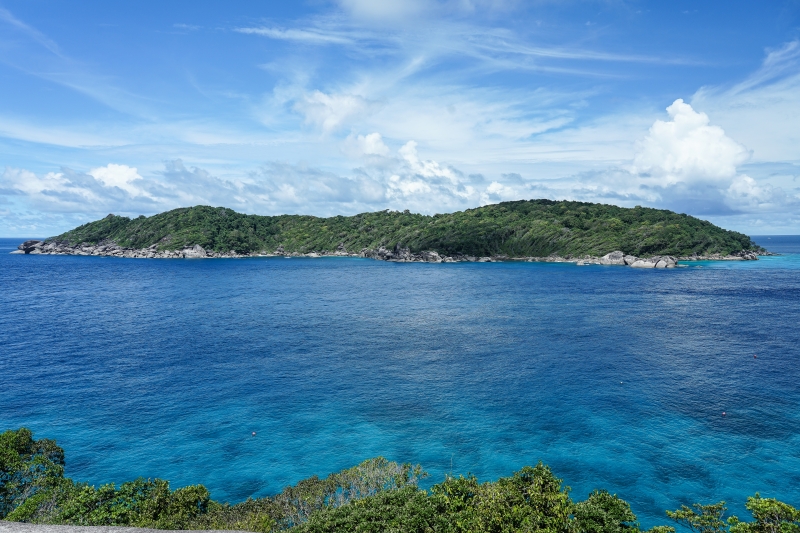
2;236;800;527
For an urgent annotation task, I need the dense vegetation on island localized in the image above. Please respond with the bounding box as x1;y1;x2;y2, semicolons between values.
3;428;798;533
48;200;761;258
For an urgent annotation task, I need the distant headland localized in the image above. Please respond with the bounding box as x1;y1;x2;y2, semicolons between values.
13;200;769;267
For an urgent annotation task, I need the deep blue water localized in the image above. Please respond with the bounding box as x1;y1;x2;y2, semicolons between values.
752;235;800;254
2;237;800;528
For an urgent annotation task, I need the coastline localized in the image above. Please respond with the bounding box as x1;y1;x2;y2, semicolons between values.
11;240;766;268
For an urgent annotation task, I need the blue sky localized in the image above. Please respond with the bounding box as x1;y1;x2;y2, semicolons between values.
1;0;799;237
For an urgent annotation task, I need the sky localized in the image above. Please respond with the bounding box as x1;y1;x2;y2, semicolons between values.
1;0;799;237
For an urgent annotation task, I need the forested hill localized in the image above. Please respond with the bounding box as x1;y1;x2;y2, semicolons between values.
49;200;760;258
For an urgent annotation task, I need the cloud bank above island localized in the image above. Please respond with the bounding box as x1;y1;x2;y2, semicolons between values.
0;1;798;236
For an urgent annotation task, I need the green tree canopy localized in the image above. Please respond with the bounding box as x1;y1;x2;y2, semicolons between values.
49;201;762;258
0;428;65;518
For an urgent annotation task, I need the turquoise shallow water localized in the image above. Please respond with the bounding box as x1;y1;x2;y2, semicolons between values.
1;237;800;527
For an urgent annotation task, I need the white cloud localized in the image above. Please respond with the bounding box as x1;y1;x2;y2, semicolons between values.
480;180;518;204
343;132;390;157
234;27;353;45
632;99;749;185
726;40;800;95
0;7;62;56
468;30;688;65
0;164;162;214
399;140;458;182
2;115;798;238
724;175;790;212
3;1;800;237
691;41;800;163
576;99;800;218
0;7;153;118
2;167;70;196
295;90;380;133
89;164;149;197
0;116;129;147
0;143;501;229
337;0;430;22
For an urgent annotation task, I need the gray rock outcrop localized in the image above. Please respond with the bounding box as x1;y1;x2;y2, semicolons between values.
420;251;442;263
17;240;43;253
678;250;761;261
182;244;207;258
600;251;626;265
659;256;677;267
629;255;677;268
11;238;766;270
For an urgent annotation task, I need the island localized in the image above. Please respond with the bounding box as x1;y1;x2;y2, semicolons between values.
14;200;766;268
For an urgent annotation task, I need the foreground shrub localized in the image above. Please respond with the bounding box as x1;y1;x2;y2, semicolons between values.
0;428;64;518
4;428;799;533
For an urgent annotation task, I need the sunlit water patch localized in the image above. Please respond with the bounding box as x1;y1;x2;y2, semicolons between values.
2;237;800;527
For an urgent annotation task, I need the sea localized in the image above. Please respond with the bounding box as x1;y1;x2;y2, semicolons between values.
1;235;799;527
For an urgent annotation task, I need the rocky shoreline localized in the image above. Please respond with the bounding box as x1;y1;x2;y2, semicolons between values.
12;240;767;268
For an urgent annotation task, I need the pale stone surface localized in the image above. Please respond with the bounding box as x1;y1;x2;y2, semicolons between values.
182;244;207;258
599;251;626;265
15;238;763;267
420;251;442;263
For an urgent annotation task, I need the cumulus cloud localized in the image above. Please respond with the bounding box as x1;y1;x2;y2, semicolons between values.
0;140;521;235
0;164;162;215
89;164;150;198
378;140;484;209
724;175;793;212
1;167;66;197
398;141;458;183
615;99;798;215
343;132;391;157
2;100;798;237
480;180;520;205
632;99;749;185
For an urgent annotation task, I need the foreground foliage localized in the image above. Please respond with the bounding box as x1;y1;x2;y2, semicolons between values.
2;428;796;533
49;200;761;258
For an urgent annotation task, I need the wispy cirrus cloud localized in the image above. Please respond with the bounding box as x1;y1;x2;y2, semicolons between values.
691;40;800;164
2;2;799;237
0;6;63;56
336;0;431;22
0;7;154;118
173;23;201;31
725;40;800;94
5;98;794;226
464;30;702;66
237;17;691;72
0;116;130;148
234;26;354;45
